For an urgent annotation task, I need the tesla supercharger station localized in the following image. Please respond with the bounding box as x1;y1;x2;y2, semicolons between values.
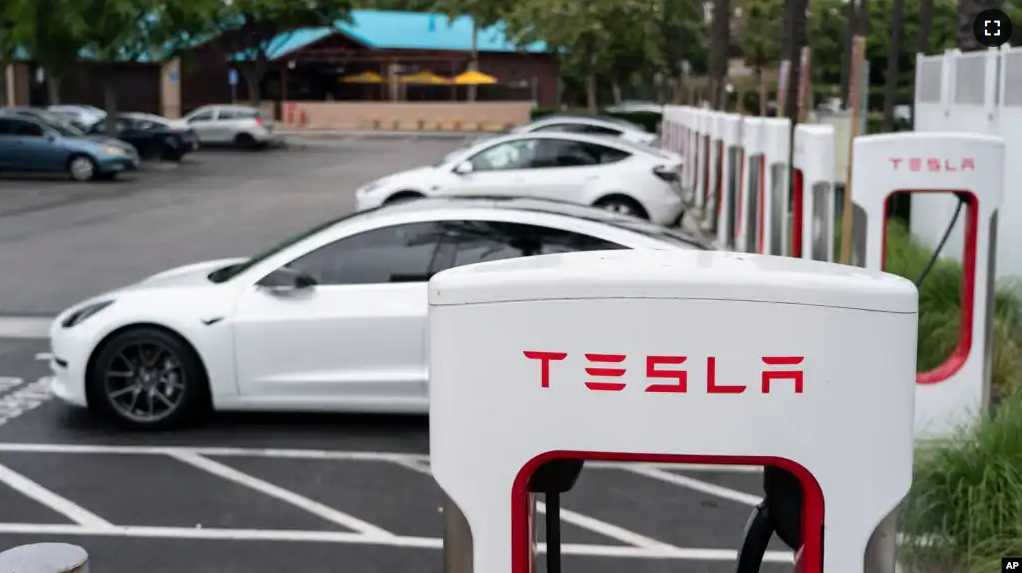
737;117;765;253
684;108;703;198
792;124;836;262
762;118;792;255
705;112;726;230
715;114;742;249
850;132;1003;439
694;110;712;211
430;249;918;573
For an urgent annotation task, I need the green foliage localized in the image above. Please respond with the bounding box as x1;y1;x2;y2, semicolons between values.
202;0;355;62
529;108;663;133
733;0;783;72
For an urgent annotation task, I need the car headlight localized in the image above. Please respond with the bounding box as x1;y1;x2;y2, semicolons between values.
100;145;126;156
359;181;383;194
61;300;114;328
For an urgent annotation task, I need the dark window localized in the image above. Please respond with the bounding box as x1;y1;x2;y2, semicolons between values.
218;108;258;120
187;109;215;122
9;120;44;137
582;124;624;136
468;139;537;171
532;139;602;168
0;119;16;136
443;221;625;268
284;222;445;285
533;123;587;134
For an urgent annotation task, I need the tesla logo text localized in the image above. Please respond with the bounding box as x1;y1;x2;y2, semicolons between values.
889;157;975;172
522;352;804;395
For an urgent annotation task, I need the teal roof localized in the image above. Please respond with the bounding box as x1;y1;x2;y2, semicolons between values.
263;10;548;59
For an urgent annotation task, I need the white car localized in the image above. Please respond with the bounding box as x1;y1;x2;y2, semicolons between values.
512;114;658;146
48;197;708;429
47;105;107;129
172;105;275;148
357;132;686;225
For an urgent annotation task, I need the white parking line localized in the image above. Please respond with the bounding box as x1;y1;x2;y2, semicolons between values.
0;523;795;562
0;378;55;426
168;451;397;538
627;466;762;506
0;462;113;529
0;317;51;339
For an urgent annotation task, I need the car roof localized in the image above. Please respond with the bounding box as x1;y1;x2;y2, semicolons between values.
534;113;645;131
363;196;709;247
480;130;651;154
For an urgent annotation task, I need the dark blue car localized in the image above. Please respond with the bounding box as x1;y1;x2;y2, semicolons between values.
0;114;139;181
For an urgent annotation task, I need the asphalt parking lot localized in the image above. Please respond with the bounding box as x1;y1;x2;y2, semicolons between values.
0;134;792;573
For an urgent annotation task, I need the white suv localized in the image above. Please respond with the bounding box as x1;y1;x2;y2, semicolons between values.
175;105;275;148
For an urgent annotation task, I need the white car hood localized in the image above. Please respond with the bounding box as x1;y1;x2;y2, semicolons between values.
377;165;441;188
129;257;249;290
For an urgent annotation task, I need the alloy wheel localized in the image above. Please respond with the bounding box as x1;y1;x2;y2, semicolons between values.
69;157;95;181
104;341;187;424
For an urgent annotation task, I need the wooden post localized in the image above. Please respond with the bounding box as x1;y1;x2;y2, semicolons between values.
796;46;813;124
839;35;867;265
0;543;88;573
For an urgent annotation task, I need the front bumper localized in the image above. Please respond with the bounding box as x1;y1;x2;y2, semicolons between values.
97;155;139;173
48;320;94;408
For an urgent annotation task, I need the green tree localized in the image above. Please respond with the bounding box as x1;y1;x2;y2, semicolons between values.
5;0;90;104
206;0;356;104
735;0;784;109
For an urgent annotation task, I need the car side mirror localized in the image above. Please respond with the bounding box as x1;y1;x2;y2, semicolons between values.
46;134;56;142
453;161;474;175
258;267;317;295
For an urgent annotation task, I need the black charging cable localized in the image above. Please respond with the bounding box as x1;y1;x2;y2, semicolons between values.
545;492;562;573
914;193;969;287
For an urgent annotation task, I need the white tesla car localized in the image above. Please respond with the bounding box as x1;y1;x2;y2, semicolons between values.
355;132;685;225
48;197;708;429
511;114;658;146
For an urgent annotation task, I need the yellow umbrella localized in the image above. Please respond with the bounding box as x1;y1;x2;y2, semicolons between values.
454;70;498;85
340;71;383;84
400;71;451;85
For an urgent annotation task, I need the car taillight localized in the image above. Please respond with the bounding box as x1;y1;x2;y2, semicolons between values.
254;117;263;126
653;165;679;182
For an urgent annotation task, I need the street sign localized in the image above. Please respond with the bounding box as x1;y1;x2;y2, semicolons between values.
228;69;238;86
169;70;179;85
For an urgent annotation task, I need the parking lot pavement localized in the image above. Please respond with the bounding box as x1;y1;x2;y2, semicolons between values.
0;339;792;573
0;138;463;316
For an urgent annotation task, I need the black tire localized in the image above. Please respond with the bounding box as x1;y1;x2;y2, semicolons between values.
593;195;649;220
86;326;210;430
234;133;257;149
159;145;185;162
383;191;425;205
67;154;99;182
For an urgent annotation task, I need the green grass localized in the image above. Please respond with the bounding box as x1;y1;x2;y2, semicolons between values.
878;220;1022;572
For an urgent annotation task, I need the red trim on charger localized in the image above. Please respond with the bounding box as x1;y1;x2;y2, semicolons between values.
715;141;725;221
757;156;767;253
880;190;978;385
736;148;746;240
791;168;805;257
511;451;825;573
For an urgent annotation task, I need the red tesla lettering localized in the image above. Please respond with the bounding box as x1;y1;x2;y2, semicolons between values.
942;158;957;171
889;158;902;170
909;158;922;172
523;351;567;388
927;158;942;171
761;356;805;394
962;157;976;171
645;355;688;393
706;356;746;394
584;353;627;391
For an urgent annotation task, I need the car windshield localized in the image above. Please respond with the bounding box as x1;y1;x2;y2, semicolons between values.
610;219;709;249
47;119;85;137
207;208;381;283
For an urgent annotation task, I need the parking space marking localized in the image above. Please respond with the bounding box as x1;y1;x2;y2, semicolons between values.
627;466;762;506
0;378;55;426
0;462;113;528
0;443;429;462
0;317;50;339
0;523;794;561
168;451;396;538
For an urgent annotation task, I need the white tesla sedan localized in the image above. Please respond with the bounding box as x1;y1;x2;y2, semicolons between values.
355;132;685;225
49;197;708;429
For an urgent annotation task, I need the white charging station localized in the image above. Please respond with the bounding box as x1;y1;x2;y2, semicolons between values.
850;132;1004;439
429;249;917;573
762;118;792;255
737;117;765;253
685;108;703;198
705;112;725;229
716;114;743;249
695;110;711;211
662;106;682;154
792;124;836;262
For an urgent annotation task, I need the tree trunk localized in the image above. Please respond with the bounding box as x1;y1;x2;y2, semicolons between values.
468;22;478;103
45;73;60;105
957;0;1000;51
757;66;768;116
783;0;809;122
586;72;597;112
103;82;118;139
839;0;857;106
708;0;731;110
911;0;934;125
241;60;266;107
882;0;905;132
611;79;623;104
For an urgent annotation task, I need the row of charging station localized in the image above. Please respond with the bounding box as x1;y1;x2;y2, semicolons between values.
662;106;1005;441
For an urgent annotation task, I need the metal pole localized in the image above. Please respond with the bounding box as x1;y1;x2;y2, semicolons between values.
0;543;89;573
839;34;867;265
442;493;473;573
545;492;562;573
864;507;900;573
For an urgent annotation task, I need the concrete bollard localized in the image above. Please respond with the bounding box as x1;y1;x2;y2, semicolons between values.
0;543;88;573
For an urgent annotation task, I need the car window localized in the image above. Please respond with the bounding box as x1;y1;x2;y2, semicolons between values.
187;109;215;122
468;139;537;171
583;124;624;136
0;119;16;136
9;120;45;137
284;222;445;285
218;108;258;121
443;220;625;268
532;139;603;168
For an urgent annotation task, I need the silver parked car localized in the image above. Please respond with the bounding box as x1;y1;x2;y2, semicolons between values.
171;105;276;149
